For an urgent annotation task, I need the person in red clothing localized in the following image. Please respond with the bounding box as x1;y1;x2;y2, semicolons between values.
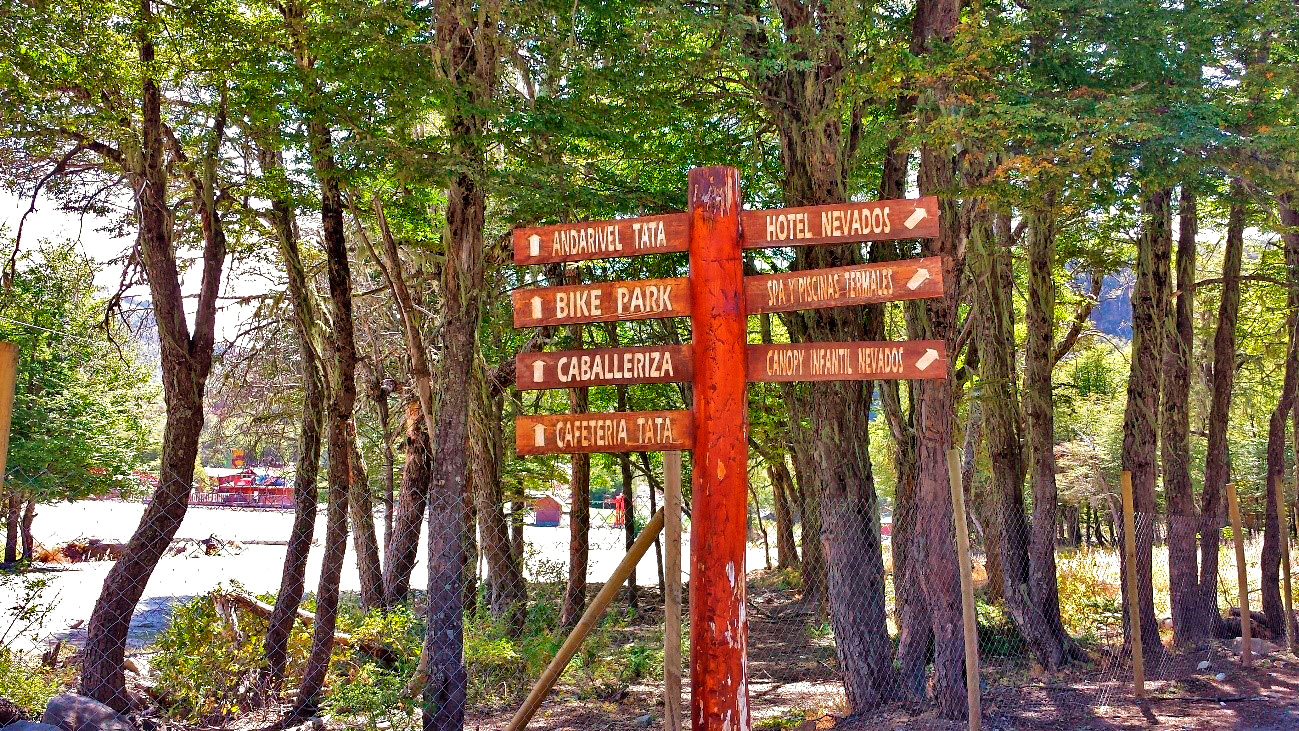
613;492;626;527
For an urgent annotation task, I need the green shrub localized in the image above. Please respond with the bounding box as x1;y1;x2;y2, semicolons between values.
324;662;416;731
975;600;1025;658
152;588;312;723
0;651;69;718
1056;549;1124;644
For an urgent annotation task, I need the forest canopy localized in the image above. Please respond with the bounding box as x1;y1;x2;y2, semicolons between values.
0;0;1297;727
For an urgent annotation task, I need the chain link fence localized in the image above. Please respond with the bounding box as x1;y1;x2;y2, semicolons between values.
1;457;1297;730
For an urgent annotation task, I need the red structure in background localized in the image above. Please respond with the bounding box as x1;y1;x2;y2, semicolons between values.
534;495;564;527
196;467;292;508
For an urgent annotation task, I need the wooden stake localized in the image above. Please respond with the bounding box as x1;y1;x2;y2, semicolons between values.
507;508;666;731
946;449;981;731
0;343;18;483
1120;470;1146;698
1227;481;1251;667
664;451;683;731
1276;477;1295;653
687;166;750;731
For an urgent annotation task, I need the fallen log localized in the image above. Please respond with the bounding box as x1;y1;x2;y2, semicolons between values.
213;591;398;665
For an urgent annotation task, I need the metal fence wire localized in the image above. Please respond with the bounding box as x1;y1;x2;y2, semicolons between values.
1;454;1298;731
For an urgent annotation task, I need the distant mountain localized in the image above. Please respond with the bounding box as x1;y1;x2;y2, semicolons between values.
116;294;161;379
1085;269;1134;340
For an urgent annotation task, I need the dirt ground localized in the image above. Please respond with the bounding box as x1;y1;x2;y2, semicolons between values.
468;583;1299;731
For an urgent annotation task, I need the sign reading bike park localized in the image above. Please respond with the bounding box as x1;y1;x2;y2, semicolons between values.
509;168;945;730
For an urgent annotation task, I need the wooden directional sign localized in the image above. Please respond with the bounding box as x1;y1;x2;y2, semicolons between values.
516;345;692;391
743;196;939;249
508;170;947;731
516;410;693;456
513;213;690;265
745;256;943;315
512;277;690;327
749;341;948;382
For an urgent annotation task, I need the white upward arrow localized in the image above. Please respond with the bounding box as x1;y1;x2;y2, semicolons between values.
904;207;928;230
528;234;541;257
916;348;940;370
532;360;545;383
906;268;931;290
531;296;543;320
533;423;546;447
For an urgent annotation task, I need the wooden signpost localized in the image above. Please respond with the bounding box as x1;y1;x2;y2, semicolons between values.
508;168;950;731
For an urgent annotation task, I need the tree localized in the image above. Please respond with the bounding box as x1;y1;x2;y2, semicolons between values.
0;244;155;564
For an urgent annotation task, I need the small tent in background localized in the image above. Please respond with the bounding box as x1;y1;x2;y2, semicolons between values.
533;495;563;527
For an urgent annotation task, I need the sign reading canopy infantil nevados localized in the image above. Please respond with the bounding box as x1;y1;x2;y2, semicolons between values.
508;169;945;731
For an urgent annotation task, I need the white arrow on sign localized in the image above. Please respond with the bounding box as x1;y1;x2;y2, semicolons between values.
530;296;543;320
906;268;931;290
532;360;545;383
904;207;928;230
533;423;546;447
916;348;940;371
528;234;541;257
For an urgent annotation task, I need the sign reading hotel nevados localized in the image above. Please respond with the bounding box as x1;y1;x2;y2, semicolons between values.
516;410;693;456
743;196;940;249
513;213;689;265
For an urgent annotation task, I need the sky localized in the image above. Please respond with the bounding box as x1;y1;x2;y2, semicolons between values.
1;189;264;343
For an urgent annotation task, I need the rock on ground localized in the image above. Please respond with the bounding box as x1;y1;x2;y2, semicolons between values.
2;723;65;731
39;694;133;731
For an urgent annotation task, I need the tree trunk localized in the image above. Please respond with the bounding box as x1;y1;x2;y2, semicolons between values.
788;394;827;608
1023;202;1082;665
769;454;798;571
644;455;665;592
370;361;397;553
470;382;525;632
421;162;483;731
3;492;17;564
350;434;384;611
1164;189;1212;645
880;377;931;698
606;320;638;606
292;92;359;716
972;202;1074;669
255;140;326;688
911;69;969;715
561;384;591;628
19;499;34;562
384;400;432;607
1119;187;1171;656
81;3;224;706
1263;193;1299;637
616;384;638;608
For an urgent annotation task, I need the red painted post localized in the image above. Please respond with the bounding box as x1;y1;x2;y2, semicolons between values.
687;166;750;731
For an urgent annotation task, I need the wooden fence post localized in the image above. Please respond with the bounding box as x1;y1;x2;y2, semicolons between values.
946;448;980;731
664;451;683;731
0;343;17;483
1226;481;1251;667
1120;470;1145;698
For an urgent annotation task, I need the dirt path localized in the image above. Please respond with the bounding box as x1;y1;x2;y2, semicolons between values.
470;583;1299;731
